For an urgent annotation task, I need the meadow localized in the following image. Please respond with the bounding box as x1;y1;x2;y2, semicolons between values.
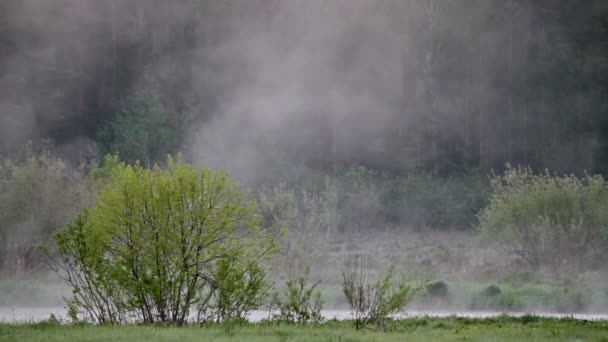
1;316;607;342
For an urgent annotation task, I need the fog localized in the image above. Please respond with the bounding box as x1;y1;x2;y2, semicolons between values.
3;1;600;174
1;0;607;320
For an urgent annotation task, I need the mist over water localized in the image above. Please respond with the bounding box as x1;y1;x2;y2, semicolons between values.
1;1;607;322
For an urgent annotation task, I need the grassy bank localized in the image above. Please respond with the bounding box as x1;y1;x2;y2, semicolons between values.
1;316;607;341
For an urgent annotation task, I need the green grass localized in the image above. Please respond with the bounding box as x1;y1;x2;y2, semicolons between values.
1;316;607;341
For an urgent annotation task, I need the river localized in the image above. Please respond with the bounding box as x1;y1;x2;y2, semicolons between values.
1;307;607;323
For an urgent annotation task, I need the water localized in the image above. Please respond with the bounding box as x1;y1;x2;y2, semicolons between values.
2;307;607;323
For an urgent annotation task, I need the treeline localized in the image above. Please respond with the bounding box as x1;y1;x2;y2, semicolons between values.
0;0;607;176
0;143;487;273
3;146;608;277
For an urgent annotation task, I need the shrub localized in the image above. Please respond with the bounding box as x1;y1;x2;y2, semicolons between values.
471;286;521;311
334;166;383;232
0;144;91;273
197;253;271;324
419;280;450;308
271;268;324;324
341;256;421;330
48;156;276;325
477;165;608;271
426;280;449;298
257;184;331;275
482;285;502;297
382;173;488;230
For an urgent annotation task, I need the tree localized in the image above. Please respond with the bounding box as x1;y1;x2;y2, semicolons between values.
49;156;276;325
98;93;187;168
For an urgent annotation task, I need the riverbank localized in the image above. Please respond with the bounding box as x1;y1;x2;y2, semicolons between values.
1;315;607;341
3;307;608;324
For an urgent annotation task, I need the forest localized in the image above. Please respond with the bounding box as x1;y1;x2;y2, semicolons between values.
0;1;608;338
1;0;607;175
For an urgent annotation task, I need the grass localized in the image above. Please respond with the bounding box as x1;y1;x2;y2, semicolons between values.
1;316;607;341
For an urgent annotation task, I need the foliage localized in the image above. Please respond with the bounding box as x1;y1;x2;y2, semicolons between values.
49;156;276;325
477;165;608;271
197;253;271;324
0;144;91;272
334;166;384;232
273;165;489;233
88;154;122;181
425;280;449;298
341;256;421;330
271;268;324;324
257;184;331;275
98;93;192;168
482;285;502;297
382;172;488;230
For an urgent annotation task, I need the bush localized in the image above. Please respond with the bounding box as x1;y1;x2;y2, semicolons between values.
334;166;383;232
0;143;91;273
482;285;502;297
426;280;449;298
470;286;522;311
341;256;421;330
382;173;488;230
271;268;324;324
478;165;608;271
197;254;271;324
419;280;450;308
49;156;276;325
257;184;331;275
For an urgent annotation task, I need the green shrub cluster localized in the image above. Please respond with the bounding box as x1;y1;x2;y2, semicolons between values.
0;143;92;272
271;268;324;324
478;165;608;271
341;256;422;330
49;156;277;325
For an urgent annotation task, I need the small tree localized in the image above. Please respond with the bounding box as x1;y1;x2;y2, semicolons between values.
478;165;608;272
49;156;276;325
341;256;420;330
271;267;324;324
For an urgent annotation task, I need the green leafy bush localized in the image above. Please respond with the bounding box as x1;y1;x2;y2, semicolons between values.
341;256;421;330
478;165;608;271
49;156;276;325
197;254;271;323
271;268;324;324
